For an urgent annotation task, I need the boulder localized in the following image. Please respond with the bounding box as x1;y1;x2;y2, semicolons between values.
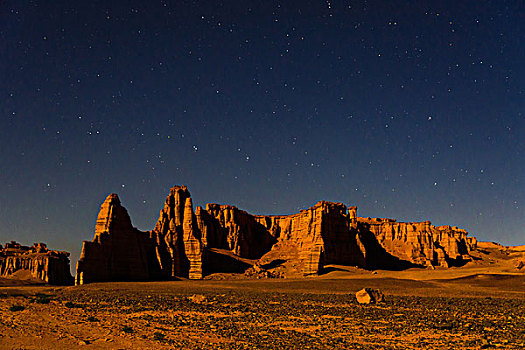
355;288;384;304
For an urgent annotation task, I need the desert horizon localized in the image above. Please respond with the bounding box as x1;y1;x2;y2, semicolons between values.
1;185;524;348
2;0;523;348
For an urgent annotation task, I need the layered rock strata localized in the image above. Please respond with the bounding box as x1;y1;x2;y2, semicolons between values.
0;242;73;285
357;218;477;269
76;185;478;284
151;186;204;280
75;194;154;285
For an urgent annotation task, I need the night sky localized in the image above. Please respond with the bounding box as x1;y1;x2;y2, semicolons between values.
1;1;523;267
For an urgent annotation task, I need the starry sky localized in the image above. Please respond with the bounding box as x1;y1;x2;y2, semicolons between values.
1;1;523;267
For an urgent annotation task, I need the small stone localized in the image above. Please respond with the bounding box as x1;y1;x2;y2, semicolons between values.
480;338;491;348
189;294;207;304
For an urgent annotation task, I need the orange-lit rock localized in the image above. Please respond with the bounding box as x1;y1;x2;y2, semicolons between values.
358;218;476;269
75;185;479;284
75;193;152;285
150;186;204;279
355;288;384;304
0;241;72;285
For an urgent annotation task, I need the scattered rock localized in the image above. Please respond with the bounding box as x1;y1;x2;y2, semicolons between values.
121;326;133;334
189;294;207;304
4;288;525;349
253;262;263;274
244;263;282;279
355;288;384;304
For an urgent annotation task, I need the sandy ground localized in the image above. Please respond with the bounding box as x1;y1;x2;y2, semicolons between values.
1;271;524;349
1;242;524;349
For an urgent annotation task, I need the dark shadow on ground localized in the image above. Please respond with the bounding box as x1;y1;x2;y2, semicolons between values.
318;266;350;275
261;259;286;270
204;249;252;275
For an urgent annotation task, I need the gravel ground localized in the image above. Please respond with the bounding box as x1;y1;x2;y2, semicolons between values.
61;284;525;349
1;278;524;349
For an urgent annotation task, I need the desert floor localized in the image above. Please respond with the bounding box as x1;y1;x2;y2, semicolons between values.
1;267;524;350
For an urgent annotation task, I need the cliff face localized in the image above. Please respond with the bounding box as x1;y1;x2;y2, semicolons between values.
75;185;478;284
75;194;152;285
0;242;73;285
251;202;365;276
199;204;277;258
150;186;203;280
357;218;477;269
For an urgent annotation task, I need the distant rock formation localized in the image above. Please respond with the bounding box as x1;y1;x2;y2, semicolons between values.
75;185;478;284
0;241;73;285
358;217;477;269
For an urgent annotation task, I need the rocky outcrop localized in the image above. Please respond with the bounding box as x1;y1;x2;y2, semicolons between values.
195;201;365;276
358;218;476;268
150;186;204;279
252;201;365;276
75;194;153;285
244;262;283;278
199;204;277;258
0;242;73;285
76;185;479;284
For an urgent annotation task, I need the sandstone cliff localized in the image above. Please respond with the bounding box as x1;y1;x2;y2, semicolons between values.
75;194;153;285
75;185;478;284
357;218;477;269
0;242;73;285
150;186;204;280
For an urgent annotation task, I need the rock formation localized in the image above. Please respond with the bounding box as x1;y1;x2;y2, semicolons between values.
75;194;154;285
0;241;73;285
150;186;204;280
76;185;479;284
357;217;477;269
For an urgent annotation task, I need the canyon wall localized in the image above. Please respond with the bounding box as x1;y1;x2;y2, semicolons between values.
357;218;477;269
75;185;478;284
0;242;73;285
